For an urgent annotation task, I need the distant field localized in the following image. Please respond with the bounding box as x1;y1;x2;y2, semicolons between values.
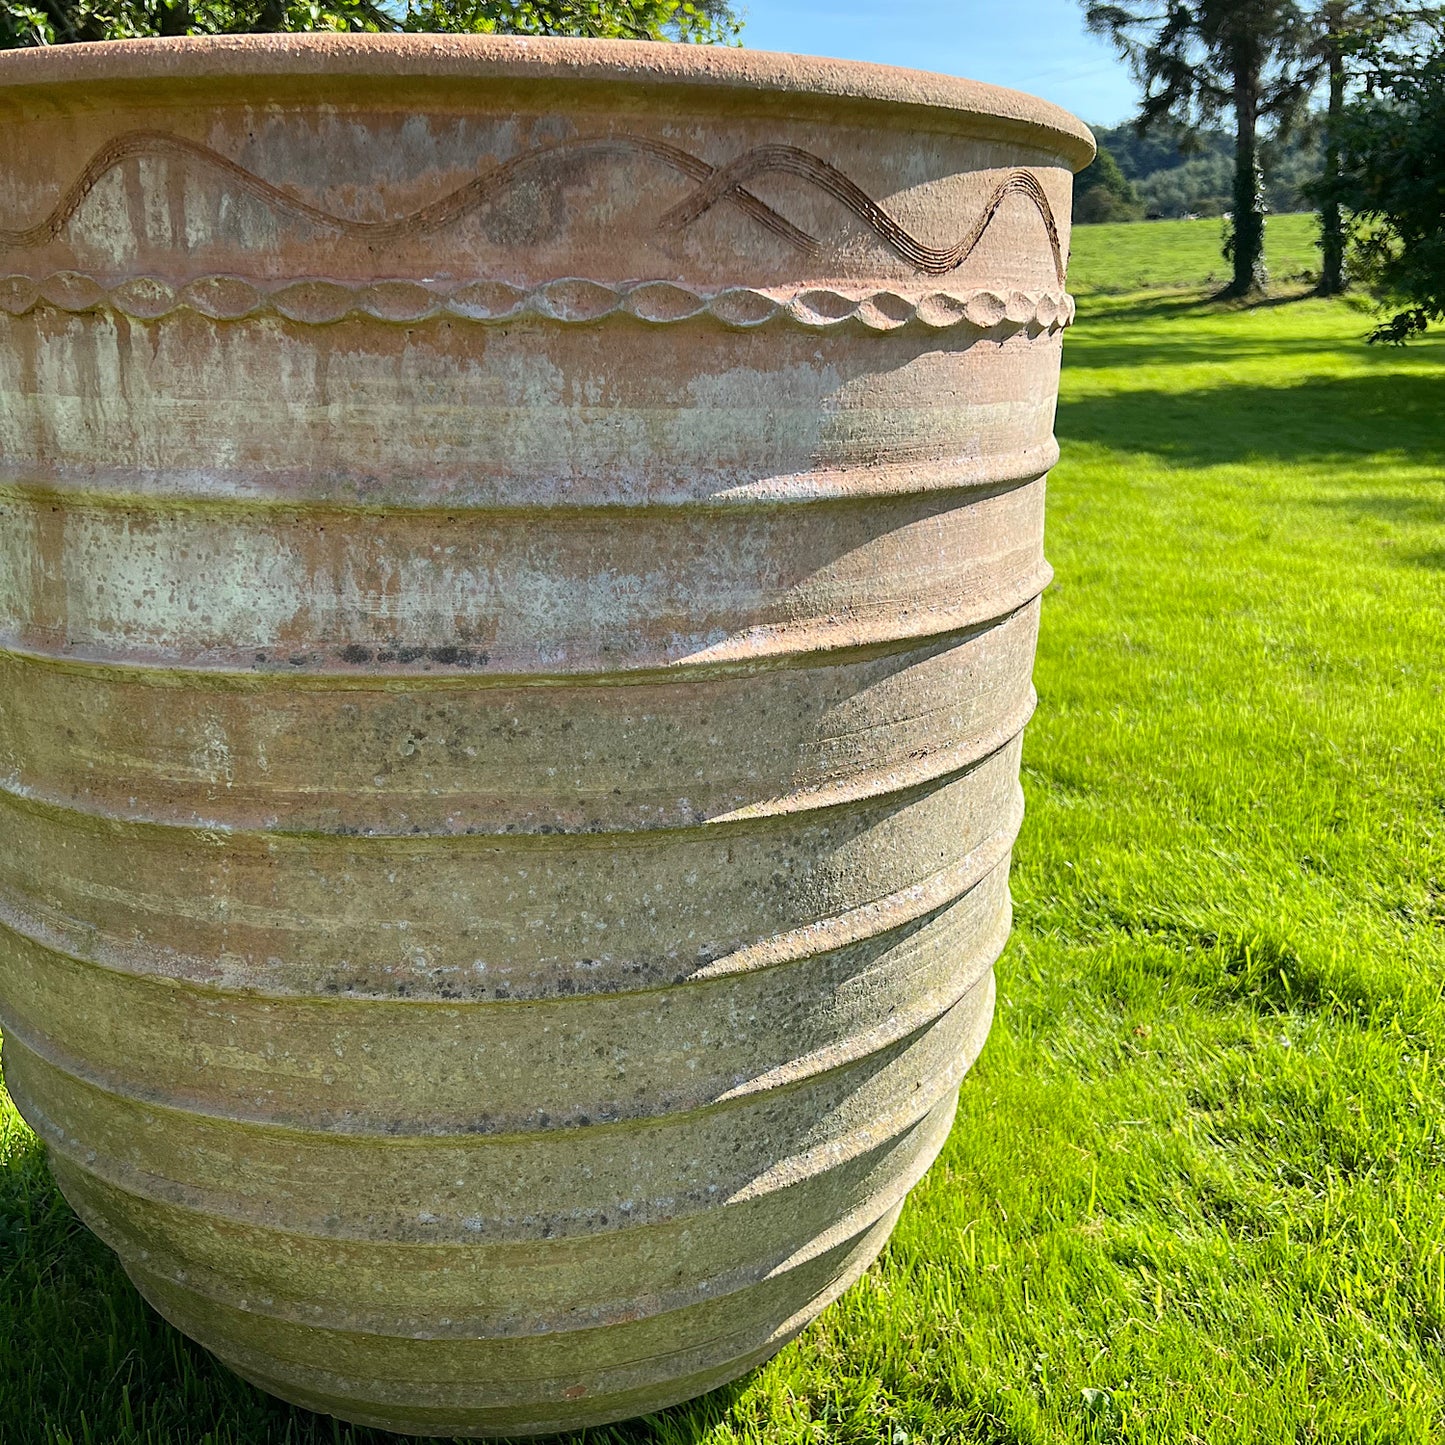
1070;211;1321;295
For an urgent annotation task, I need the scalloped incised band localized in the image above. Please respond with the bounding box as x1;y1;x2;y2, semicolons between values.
0;272;1076;332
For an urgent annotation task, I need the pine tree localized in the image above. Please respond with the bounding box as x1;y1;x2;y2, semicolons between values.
1087;0;1314;296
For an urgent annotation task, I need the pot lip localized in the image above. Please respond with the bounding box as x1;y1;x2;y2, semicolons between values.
0;34;1096;170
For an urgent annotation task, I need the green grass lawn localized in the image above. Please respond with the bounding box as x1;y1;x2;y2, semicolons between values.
5;251;1445;1443
1070;212;1322;296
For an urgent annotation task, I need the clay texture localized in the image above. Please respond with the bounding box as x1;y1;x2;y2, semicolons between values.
0;34;1092;1436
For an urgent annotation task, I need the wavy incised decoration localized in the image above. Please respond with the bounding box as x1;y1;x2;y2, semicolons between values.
657;146;1065;280
0;130;1065;281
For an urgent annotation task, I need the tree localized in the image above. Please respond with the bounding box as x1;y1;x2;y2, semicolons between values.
1307;1;1442;295
1313;1;1353;292
0;0;741;48
1086;0;1315;296
1333;27;1445;338
1074;142;1146;222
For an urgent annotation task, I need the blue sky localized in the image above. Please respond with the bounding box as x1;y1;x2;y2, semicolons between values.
740;0;1139;128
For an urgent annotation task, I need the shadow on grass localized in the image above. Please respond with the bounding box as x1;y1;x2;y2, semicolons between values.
1064;333;1373;372
0;1088;746;1445
1065;332;1366;372
1056;371;1445;472
1312;490;1445;526
1074;285;1320;325
1062;289;1411;371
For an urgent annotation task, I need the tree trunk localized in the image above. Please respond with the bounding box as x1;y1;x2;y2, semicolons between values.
1228;57;1268;297
1319;45;1347;295
158;0;192;36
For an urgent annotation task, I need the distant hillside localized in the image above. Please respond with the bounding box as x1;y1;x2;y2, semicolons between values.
1085;122;1322;221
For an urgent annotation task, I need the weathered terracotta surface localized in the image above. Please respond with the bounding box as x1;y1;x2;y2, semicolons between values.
0;35;1092;1436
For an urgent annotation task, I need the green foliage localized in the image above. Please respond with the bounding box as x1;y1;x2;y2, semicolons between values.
5;264;1445;1445
1089;121;1321;219
1220;150;1268;268
1091;118;1214;179
0;0;741;48
1333;30;1445;337
1074;143;1144;224
1138;148;1234;217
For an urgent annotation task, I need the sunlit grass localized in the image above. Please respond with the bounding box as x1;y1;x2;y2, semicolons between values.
4;252;1445;1442
1070;211;1322;296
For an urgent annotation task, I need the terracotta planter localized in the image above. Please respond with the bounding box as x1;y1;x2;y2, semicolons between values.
0;36;1091;1436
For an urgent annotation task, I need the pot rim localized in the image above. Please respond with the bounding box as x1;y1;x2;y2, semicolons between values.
0;33;1095;171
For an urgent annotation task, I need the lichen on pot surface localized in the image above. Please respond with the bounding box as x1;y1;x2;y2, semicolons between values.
0;34;1093;1437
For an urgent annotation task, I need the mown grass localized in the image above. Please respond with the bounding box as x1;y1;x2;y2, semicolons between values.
1070;211;1321;296
5;247;1445;1443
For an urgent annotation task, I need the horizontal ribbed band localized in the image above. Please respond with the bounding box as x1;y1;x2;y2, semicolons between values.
0;743;1025;1001
57;1087;957;1340
0;600;1038;832
0;441;1060;510
12;979;993;1241
0;862;1009;1133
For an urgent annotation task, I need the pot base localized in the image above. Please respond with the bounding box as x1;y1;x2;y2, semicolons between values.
193;1208;904;1438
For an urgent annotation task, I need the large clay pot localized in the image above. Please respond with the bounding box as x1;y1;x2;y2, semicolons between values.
0;35;1091;1436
